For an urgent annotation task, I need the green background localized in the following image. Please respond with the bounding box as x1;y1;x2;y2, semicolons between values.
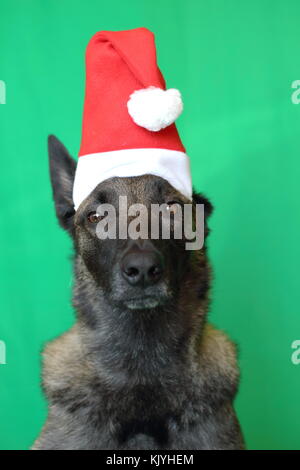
0;0;299;450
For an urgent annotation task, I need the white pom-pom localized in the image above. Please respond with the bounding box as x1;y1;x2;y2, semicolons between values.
127;86;183;132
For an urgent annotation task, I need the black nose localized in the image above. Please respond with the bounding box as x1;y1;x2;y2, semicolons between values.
121;246;164;287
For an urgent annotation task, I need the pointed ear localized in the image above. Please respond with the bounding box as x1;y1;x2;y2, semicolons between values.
192;191;213;218
192;191;214;238
48;135;76;232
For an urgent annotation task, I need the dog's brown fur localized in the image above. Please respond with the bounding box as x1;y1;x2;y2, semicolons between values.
41;323;239;406
32;136;244;450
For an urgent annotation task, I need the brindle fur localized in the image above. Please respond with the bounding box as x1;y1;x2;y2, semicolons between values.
32;136;244;450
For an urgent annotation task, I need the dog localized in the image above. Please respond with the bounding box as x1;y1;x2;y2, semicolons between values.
32;135;244;450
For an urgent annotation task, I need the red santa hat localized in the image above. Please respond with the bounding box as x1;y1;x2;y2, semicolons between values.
73;28;192;210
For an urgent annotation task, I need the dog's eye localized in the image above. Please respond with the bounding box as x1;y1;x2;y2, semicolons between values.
87;211;102;224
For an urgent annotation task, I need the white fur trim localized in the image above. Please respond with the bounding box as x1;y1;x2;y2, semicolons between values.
127;87;183;132
73;149;192;210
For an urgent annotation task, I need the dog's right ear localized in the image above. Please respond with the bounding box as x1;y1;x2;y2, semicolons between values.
48;135;76;232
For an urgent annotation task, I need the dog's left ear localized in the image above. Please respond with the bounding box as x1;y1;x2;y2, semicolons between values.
48;135;76;232
192;191;214;219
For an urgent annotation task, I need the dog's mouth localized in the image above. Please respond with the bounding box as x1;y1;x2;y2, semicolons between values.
124;295;163;310
111;274;172;310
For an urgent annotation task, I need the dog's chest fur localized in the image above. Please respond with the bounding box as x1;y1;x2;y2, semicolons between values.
34;323;243;450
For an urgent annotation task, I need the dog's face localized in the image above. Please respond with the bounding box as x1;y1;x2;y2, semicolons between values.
74;175;192;310
48;136;212;311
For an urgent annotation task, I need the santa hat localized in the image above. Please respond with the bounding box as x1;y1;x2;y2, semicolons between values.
73;28;192;210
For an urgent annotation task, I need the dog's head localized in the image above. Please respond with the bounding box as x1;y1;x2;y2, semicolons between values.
49;135;213;312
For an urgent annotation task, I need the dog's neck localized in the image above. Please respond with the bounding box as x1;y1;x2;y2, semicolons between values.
72;255;206;385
